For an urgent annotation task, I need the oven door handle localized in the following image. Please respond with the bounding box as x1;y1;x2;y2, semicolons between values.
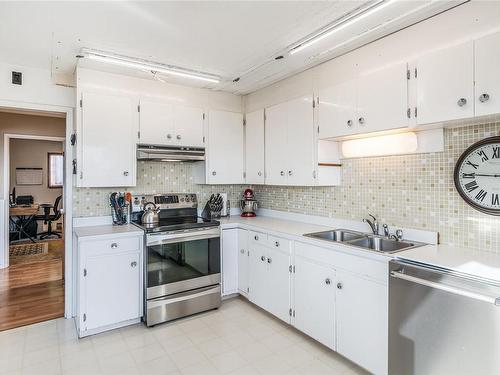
147;228;220;246
148;285;220;309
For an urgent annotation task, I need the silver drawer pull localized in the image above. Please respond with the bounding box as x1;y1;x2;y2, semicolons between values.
254;235;259;241
337;282;343;290
267;257;272;264
240;249;245;254
325;278;331;285
275;241;280;247
479;93;490;103
261;256;266;262
457;97;467;107
130;261;137;268
111;243;118;248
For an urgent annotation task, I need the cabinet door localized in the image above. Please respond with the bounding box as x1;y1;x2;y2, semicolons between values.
264;246;290;323
294;256;336;350
336;271;388;375
245;109;265;184
173;105;204;147
222;229;239;296
80;91;137;187
139;99;175;145
416;42;474;125
237;229;249;295
207;110;244;184
248;242;268;308
265;102;288;185
318;79;357;138
357;62;409;133
286;96;315;186
84;252;141;331
475;32;500;117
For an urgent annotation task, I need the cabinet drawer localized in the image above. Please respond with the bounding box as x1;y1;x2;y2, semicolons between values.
248;230;267;245
268;235;291;252
80;236;141;256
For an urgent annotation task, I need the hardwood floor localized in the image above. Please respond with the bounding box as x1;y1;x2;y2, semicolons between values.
0;239;64;331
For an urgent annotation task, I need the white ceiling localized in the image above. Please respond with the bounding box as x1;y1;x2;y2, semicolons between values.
0;1;466;95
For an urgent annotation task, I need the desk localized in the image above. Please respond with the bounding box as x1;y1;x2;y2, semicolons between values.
9;204;39;243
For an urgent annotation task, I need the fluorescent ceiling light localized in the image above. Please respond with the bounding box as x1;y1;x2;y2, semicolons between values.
341;132;418;158
81;49;221;84
289;0;394;55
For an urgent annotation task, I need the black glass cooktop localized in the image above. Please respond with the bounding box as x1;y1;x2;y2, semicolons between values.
133;216;219;233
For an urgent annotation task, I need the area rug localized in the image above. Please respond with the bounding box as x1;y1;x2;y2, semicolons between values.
9;242;49;257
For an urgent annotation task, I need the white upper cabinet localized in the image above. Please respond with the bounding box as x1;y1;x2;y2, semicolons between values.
415;41;474;125
318;79;357;138
78;91;137;187
265;96;315;186
206;110;245;184
139;100;204;147
265;101;289;185
357;62;409;133
475;32;500;117
244;109;265;184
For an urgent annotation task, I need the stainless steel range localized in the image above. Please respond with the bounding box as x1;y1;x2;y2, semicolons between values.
131;193;221;326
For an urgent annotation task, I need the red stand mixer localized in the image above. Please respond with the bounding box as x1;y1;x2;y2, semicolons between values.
240;188;258;217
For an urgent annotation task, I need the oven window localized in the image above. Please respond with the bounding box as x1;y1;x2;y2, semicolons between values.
147;237;220;288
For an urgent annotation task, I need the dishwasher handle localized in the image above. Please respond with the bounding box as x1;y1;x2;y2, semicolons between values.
390;270;500;306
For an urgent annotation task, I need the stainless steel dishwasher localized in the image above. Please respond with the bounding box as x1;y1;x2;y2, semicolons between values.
389;259;500;375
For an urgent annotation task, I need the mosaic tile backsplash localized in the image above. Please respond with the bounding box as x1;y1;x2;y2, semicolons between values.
73;121;500;253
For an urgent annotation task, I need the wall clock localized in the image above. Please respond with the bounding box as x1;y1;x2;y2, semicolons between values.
454;136;500;215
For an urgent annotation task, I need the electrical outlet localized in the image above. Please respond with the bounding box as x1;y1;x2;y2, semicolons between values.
12;71;22;85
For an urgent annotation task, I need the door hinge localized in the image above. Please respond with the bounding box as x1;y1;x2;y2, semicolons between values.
137;131;140;139
243;119;246;126
72;159;77;175
79;171;83;180
203;136;205;143
406;69;410;80
293;310;295;317
83;313;86;322
289;308;292;316
247;250;250;257
317;126;320;134
83;268;87;277
312;100;316;108
79;99;83;108
313;170;317;179
289;265;292;273
243;172;246;179
414;68;417;79
137;104;140;112
70;133;76;146
247;287;249;293
414;107;418;118
203;113;205;120
407;108;411;119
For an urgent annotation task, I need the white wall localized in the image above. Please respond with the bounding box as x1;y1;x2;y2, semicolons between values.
0;62;74;108
244;1;500;111
76;67;243;113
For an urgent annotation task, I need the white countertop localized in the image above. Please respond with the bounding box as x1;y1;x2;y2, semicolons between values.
219;214;500;283
74;224;143;240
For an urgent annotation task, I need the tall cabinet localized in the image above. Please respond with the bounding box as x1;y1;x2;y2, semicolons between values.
244;109;265;184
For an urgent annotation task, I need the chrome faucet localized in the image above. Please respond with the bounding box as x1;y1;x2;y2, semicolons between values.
363;214;379;235
382;223;404;241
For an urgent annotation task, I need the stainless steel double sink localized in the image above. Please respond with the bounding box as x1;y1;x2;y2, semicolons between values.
303;229;424;254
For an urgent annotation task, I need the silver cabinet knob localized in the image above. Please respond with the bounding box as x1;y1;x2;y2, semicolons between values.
479;93;490;103
358;117;365;125
254;235;259;241
347;120;353;127
258;171;262;176
111;243;118;249
325;278;331;285
123;171;129;176
337;282;343;290
280;171;285;176
240;249;245;254
288;170;292;176
167;134;172;139
267;257;272;264
275;241;279;247
261;255;266;262
457;98;467;107
176;135;181;140
130;261;137;268
212;171;216;176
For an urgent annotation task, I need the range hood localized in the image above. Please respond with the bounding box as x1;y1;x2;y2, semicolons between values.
137;144;205;162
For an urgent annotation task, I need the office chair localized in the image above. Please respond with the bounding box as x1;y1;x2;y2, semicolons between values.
36;195;63;239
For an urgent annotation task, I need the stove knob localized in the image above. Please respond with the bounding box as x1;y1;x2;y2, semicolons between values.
185;197;190;202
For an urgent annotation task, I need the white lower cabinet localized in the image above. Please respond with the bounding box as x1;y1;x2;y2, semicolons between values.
336;270;388;375
222;229;239;296
77;233;143;337
293;255;336;350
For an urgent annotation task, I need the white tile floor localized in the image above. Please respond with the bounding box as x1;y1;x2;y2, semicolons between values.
0;297;369;375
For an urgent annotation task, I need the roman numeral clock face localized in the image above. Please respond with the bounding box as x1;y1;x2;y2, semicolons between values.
455;137;500;215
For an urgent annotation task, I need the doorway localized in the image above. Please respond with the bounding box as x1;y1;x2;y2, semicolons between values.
0;110;68;331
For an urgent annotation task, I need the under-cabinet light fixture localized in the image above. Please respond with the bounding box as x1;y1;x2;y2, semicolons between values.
289;0;394;55
341;132;418;158
80;48;221;84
